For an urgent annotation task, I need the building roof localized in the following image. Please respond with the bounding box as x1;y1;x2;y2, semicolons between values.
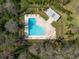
44;8;60;21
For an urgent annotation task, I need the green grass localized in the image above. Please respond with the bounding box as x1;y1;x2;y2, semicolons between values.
66;0;79;26
52;18;65;38
20;0;79;40
37;10;48;20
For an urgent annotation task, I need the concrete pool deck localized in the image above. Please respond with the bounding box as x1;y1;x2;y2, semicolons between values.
24;14;56;39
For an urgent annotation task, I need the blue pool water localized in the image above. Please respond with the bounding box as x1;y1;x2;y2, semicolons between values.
28;18;45;35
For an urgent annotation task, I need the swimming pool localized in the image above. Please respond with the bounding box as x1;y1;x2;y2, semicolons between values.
28;18;45;35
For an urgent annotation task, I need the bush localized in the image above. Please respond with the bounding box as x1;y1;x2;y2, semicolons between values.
59;0;71;5
0;0;6;5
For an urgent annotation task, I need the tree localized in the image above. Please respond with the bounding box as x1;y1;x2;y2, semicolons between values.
5;20;18;33
0;0;6;5
67;15;74;21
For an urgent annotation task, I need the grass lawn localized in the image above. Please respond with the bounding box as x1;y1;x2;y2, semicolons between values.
52;13;68;39
20;0;79;40
37;9;49;20
66;0;79;26
52;0;79;40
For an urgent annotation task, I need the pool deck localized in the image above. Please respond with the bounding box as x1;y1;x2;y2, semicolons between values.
24;14;56;39
47;17;54;24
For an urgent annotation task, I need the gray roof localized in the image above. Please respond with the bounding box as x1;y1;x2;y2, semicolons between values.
44;8;60;21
